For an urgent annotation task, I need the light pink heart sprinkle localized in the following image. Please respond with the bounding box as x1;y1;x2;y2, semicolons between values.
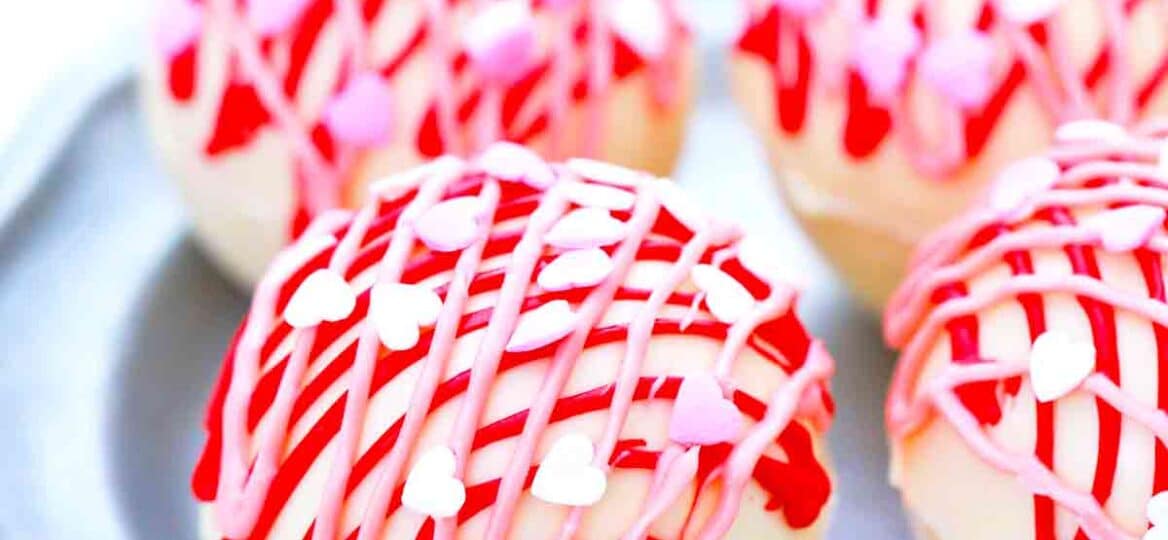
324;73;395;147
668;373;744;446
1084;205;1165;252
463;0;537;84
851;16;921;101
247;0;313;36
544;208;628;249
565;159;647;187
654;179;706;232
506;300;578;352
988;156;1061;219
776;0;826;16
537;248;614;291
414;197;487;252
999;0;1062;25
476;142;555;189
563;182;636;211
609;0;668;60
543;0;578;10
1054;119;1128;145
919;30;995;109
691;265;755;324
155;0;203;58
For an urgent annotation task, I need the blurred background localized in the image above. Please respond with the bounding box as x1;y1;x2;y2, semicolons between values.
0;0;906;537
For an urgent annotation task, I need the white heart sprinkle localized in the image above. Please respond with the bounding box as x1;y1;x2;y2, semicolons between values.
654;179;706;232
1147;526;1168;540
565;159;646;187
1029;330;1096;403
506;300;577;352
531;434;608;507
1055;119;1128;145
283;269;356;329
401;446;466;518
1083;205;1165;252
609;0;668;60
544;208;627;249
998;0;1062;25
988;156;1061;219
370;283;443;350
691;265;756;324
564;182;636;211
414;197;488;252
476;142;555;189
737;235;805;288
1148;491;1168;527
537;248;615;291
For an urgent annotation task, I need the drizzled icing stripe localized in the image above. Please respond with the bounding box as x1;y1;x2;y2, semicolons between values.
885;127;1168;539
159;0;686;237
193;148;834;539
735;0;1168;178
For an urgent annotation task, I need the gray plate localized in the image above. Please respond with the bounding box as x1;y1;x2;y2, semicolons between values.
0;22;911;540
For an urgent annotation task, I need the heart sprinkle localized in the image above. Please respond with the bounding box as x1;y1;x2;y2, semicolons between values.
462;0;537;84
401;446;467;518
370;283;443;350
668;373;744;445
476;142;556;190
851;16;921;101
919;30;995;110
544;208;628;249
655;179;707;232
563;182;636;211
156;0;203;58
988;156;1061;219
1028;330;1096;403
566;158;646;187
323;73;394;147
776;0;826;16
608;0;668;60
283;269;357;329
506;300;578;352
998;0;1062;25
414;197;488;252
246;0;313;36
1083;205;1164;252
531;434;608;507
737;234;805;288
537;248;615;292
691;265;756;324
1054;119;1128;145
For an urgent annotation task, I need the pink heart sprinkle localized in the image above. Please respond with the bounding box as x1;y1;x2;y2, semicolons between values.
506;300;577;352
988;156;1061;219
668;373;744;446
247;0;313;36
476;142;555;189
1084;205;1165;252
463;0;537;84
999;0;1062;25
851;16;921;101
323;73;395;147
776;0;826;17
545;208;627;249
609;0;668;60
156;0;203;58
537;248;614;291
414;197;487;252
920;30;995;109
543;0;578;10
564;182;636;211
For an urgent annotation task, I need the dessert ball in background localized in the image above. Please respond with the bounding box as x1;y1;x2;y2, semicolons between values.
731;0;1168;310
885;126;1168;539
191;147;836;539
145;0;696;287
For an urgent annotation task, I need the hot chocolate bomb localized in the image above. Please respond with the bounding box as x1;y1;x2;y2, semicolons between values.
191;148;836;539
732;0;1168;310
145;0;695;287
886;126;1168;539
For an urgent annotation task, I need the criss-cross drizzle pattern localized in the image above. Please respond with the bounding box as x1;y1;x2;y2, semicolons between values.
192;148;835;540
886;126;1168;539
158;0;684;236
735;0;1168;178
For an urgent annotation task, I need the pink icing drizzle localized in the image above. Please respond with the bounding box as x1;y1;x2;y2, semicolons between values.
198;148;836;539
885;125;1168;539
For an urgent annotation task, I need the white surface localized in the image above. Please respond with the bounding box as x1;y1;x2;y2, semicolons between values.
0;1;910;537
